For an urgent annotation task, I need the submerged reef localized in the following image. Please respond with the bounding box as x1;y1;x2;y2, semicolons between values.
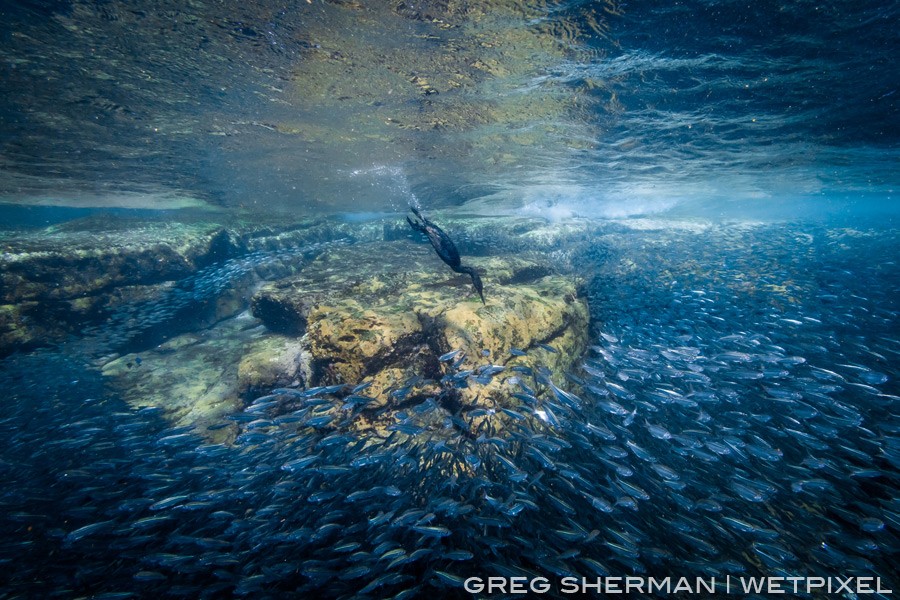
101;235;590;440
0;213;384;356
100;313;296;444
0;219;235;355
17;212;878;444
61;212;596;437
251;240;589;433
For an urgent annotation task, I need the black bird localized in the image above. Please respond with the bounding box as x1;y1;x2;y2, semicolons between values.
407;207;485;304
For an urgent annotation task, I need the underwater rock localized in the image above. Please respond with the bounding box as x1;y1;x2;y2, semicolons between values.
0;219;240;355
100;312;279;443
252;240;589;429
23;214;600;435
0;221;235;305
0;214;388;356
0;302;46;353
237;335;310;397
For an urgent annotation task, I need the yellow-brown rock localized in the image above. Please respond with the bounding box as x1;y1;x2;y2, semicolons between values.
252;240;589;417
100;313;305;443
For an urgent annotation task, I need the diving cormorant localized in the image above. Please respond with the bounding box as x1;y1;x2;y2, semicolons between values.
407;207;485;304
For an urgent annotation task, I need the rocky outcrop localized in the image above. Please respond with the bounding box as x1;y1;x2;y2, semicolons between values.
1;219;238;355
99;235;589;438
0;213;388;356
82;215;598;438
100;312;311;443
251;239;589;431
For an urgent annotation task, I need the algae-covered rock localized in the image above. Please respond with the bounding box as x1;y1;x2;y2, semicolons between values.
0;303;42;352
237;336;309;397
252;239;589;429
100;312;270;443
58;216;598;439
0;219;239;355
100;310;320;442
0;222;236;305
0;213;387;357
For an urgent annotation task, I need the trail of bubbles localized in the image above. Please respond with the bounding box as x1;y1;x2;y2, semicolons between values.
347;165;420;212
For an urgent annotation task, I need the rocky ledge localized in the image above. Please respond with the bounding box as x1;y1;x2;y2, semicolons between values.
249;239;589;432
101;235;589;440
0;213;385;356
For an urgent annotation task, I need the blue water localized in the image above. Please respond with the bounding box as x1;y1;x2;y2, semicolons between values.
0;205;177;229
1;221;897;598
0;0;896;216
0;1;898;598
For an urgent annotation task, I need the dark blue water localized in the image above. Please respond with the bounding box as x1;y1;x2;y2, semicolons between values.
1;222;897;598
0;1;898;598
